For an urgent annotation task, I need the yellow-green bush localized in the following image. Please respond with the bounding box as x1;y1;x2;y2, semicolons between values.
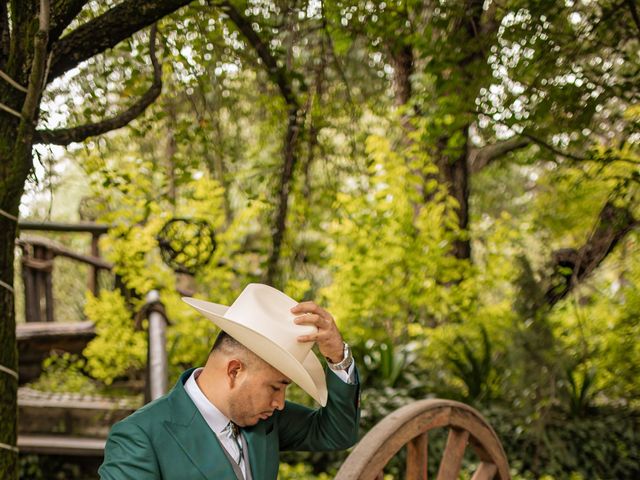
83;290;146;384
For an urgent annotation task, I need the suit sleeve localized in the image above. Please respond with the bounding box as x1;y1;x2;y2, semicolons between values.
277;365;360;451
99;420;161;480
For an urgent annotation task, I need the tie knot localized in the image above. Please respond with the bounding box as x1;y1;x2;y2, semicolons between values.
228;422;239;438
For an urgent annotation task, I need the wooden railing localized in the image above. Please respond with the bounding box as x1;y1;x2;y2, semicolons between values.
17;221;110;323
15;222;171;455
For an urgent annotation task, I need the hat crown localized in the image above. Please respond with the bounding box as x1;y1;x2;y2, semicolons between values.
224;284;316;363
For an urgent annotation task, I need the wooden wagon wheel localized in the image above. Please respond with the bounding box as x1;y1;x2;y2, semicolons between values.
335;399;510;480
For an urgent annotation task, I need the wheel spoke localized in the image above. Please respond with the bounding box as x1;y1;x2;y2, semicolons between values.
471;462;497;480
406;432;428;480
436;428;469;480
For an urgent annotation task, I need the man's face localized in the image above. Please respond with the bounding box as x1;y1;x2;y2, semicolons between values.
227;360;290;427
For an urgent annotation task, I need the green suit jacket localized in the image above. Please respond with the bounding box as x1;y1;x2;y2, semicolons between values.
99;367;360;479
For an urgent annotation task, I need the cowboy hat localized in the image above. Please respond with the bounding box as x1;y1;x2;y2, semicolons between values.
182;283;328;406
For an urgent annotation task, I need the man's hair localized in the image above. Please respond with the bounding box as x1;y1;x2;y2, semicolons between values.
210;331;263;368
211;330;238;354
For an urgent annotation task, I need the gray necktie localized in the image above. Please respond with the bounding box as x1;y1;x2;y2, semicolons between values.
227;422;243;465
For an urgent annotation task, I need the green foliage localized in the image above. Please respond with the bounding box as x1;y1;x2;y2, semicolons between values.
487;405;640;479
15;1;640;479
563;365;597;418
83;290;146;385
547;236;640;406
356;338;421;389
162;291;220;379
74;133;264;380
29;353;98;395
277;462;331;480
323;132;476;341
353;336;425;431
18;454;96;480
533;155;638;247
445;326;493;403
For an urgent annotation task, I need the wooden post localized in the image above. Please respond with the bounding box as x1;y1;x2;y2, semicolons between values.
44;247;54;322
33;245;43;323
21;249;37;323
89;233;100;295
29;244;55;322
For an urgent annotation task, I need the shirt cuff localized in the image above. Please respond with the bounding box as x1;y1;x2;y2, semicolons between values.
328;361;356;384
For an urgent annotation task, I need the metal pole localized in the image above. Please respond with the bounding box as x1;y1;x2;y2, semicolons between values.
146;290;168;401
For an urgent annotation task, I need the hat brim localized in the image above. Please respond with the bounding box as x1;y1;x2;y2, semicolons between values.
182;297;328;406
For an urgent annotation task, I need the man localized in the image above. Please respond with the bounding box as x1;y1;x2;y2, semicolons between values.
99;283;360;479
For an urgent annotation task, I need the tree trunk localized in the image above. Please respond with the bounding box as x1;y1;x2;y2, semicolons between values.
219;1;305;288
436;126;471;260
0;208;19;476
0;2;194;476
0;114;30;477
391;43;413;107
438;0;486;261
0;20;33;473
266;105;303;287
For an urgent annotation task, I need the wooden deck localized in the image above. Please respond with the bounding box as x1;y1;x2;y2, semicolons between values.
14;224;136;461
15;320;142;457
18;435;106;456
18;387;139;456
16;321;96;383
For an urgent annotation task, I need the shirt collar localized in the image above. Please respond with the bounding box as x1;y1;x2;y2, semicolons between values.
184;367;231;435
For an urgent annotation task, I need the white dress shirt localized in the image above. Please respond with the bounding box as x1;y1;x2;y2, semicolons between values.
184;369;248;477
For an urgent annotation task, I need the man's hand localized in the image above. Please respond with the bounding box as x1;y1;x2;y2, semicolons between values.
291;302;345;363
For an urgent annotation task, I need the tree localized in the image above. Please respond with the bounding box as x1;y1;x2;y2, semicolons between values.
0;1;196;475
3;1;639;477
326;0;638;317
218;0;307;285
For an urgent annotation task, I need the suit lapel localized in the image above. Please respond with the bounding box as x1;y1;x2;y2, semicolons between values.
163;370;239;479
243;420;272;478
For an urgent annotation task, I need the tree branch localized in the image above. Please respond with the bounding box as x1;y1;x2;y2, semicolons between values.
48;0;192;81
522;132;639;166
35;24;162;146
265;105;303;286
16;0;49;150
319;1;354;107
544;199;638;307
522;132;588;162
216;1;305;286
469;137;530;173
0;69;28;93
480;0;499;36
50;0;87;42
625;0;640;38
218;0;301;109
